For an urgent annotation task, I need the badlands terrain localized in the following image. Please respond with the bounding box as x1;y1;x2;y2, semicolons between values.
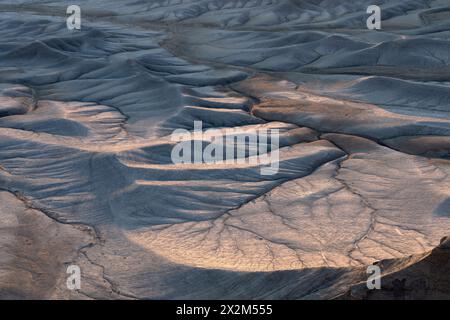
0;0;449;299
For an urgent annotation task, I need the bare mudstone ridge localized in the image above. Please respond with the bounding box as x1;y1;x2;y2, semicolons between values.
342;236;450;300
0;0;449;299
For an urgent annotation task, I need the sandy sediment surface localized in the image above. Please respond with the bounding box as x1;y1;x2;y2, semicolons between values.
0;0;449;299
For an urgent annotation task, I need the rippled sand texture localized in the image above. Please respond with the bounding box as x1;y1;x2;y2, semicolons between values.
0;0;449;299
